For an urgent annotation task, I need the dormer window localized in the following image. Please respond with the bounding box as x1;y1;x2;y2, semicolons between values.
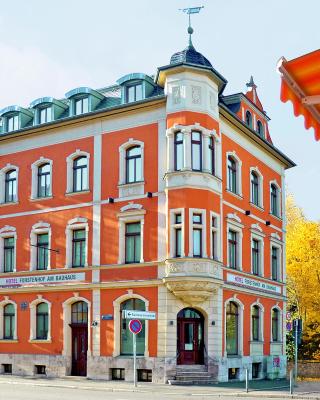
126;83;143;103
7;114;19;132
39;107;52;124
75;97;89;115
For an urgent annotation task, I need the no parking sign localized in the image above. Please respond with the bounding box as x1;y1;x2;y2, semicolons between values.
129;319;142;335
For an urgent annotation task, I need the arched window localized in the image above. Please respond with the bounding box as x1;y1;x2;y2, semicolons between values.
272;308;279;342
227;156;237;193
252;305;260;341
270;184;279;216
208;136;215;175
226;301;239;355
126;146;142;183
5;170;17;203
120;299;145;355
71;301;88;324
191;131;202;171
257;120;264;137
36;302;49;339
174;132;184;171
251;171;259;206
245;111;252;128
73;156;88;192
3;304;15;340
37;163;51;198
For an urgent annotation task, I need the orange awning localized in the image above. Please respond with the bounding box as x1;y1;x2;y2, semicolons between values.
279;49;320;140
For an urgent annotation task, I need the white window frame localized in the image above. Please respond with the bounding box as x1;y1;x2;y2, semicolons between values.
0;226;17;273
250;229;265;277
30;222;51;271
270;306;282;343
0;164;19;204
188;208;207;258
170;208;185;258
226;151;242;197
66;150;90;194
118;207;145;264
224;297;244;357
0;298;17;340
65;217;89;268
269;180;282;218
31;157;53;199
29;296;52;342
250;167;264;209
270;238;282;281
210;211;221;261
226;214;243;270
250;302;264;342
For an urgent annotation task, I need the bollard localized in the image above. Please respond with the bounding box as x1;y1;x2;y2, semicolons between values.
289;369;293;395
245;368;249;393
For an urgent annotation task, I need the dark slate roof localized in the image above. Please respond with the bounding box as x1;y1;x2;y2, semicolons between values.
170;45;212;68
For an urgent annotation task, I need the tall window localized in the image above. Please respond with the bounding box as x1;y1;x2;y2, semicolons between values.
7;114;19;132
191;131;202;171
174;132;184;171
252;239;260;275
126;146;142;183
226;302;239;355
126;84;143;103
5;170;17;203
271;184;279;216
120;298;145;355
4;237;14;273
3;304;15;340
257;120;264;137
228;230;238;269
73;156;88;192
208;136;215;175
227;156;237;193
39;107;52;124
211;216;218;260
245;110;252;128
36;303;48;340
192;214;202;257
272;309;279;342
175;213;182;258
251;171;259;206
271;246;279;281
72;229;86;267
71;301;88;324
37;233;49;270
75;97;89;115
125;222;141;263
37;163;51;198
252;305;260;341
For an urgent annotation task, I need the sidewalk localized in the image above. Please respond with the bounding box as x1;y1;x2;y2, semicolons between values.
0;375;319;399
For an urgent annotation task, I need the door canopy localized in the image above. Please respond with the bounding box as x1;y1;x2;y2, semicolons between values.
278;49;320;140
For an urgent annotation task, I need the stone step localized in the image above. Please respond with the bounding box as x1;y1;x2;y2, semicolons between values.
175;375;213;381
168;379;217;386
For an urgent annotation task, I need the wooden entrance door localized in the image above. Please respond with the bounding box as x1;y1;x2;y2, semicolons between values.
71;325;88;376
177;309;204;365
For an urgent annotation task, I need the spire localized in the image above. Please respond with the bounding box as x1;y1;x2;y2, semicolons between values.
246;76;258;104
180;6;204;48
246;75;257;90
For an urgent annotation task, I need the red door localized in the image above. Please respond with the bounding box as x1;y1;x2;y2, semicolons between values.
71;325;88;376
177;318;204;365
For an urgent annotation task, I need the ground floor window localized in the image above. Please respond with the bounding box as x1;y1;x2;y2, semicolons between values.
120;298;145;355
226;301;239;355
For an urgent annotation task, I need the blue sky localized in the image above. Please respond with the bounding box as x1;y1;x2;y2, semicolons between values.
0;0;319;218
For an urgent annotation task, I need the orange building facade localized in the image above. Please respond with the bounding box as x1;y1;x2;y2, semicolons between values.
0;43;294;383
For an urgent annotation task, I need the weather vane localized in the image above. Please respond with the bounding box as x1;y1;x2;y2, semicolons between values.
180;6;204;47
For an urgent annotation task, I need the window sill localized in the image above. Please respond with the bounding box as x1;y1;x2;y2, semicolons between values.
249;202;264;212
65;190;90;197
226;355;241;358
250;340;264;344
118;181;145;188
30;196;53;202
270;341;283;344
0;201;19;207
225;189;243;200
0;339;18;343
269;213;282;221
29;339;52;343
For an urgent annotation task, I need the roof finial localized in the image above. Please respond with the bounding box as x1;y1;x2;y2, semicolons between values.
246;75;257;90
180;6;204;48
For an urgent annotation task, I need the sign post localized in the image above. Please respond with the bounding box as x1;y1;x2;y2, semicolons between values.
129;319;142;387
293;318;303;384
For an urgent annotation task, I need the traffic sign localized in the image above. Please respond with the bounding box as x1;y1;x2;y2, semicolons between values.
129;319;142;335
286;322;292;331
123;310;156;320
286;312;291;320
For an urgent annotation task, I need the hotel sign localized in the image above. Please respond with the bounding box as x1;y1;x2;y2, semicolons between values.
0;273;86;288
227;273;281;294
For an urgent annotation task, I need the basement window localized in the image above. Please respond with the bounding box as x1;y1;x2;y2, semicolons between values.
228;367;239;380
2;364;12;374
35;365;46;375
138;369;152;382
111;368;125;380
252;363;261;379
